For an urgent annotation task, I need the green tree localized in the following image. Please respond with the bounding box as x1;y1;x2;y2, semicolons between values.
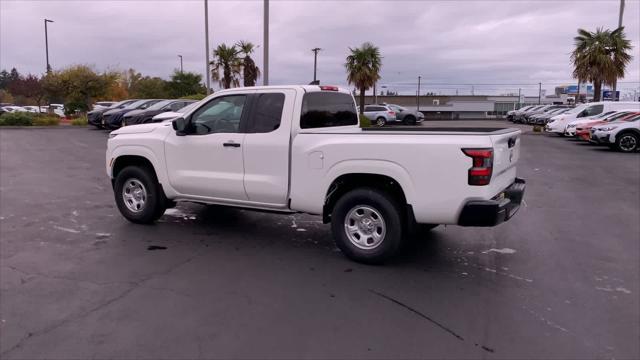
8;74;46;107
345;42;382;114
166;70;206;98
236;41;260;87
0;89;14;104
211;43;241;89
42;65;117;114
571;27;633;101
130;76;170;98
0;70;10;90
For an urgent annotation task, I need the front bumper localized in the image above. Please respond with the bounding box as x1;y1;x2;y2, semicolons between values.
458;178;526;227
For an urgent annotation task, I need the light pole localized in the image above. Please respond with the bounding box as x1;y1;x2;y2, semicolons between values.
44;19;54;73
263;0;269;85
311;48;321;84
612;0;625;101
178;55;183;73
204;0;211;94
417;76;421;111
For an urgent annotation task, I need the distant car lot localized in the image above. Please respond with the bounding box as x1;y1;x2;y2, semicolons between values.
0;123;638;359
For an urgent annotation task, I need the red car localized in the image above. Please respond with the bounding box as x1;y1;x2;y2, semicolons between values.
576;111;640;141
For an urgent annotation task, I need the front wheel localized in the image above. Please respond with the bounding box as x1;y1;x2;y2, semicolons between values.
616;132;638;152
404;116;416;125
331;188;404;264
114;166;166;224
375;117;386;127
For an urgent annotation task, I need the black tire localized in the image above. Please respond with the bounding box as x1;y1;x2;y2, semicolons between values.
375;117;386;127
615;132;639;153
404;116;416;125
330;188;404;264
114;166;166;224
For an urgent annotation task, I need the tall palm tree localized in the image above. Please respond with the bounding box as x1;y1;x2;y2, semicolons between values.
236;41;260;87
345;42;382;114
211;44;241;89
571;27;633;101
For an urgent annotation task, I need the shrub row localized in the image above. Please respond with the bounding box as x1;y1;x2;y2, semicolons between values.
0;112;60;126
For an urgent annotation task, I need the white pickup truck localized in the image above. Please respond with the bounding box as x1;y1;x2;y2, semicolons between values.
106;85;525;263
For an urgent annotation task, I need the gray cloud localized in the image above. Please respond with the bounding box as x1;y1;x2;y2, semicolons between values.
1;0;638;96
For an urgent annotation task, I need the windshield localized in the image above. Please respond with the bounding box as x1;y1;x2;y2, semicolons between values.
146;100;173;111
123;100;148;110
108;100;134;109
178;101;200;114
565;104;588;114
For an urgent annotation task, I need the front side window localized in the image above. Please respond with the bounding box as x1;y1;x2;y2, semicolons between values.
190;95;247;134
247;93;285;133
582;104;604;117
301;92;357;129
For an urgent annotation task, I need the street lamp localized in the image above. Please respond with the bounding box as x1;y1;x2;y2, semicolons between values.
44;19;54;73
311;48;321;84
178;55;183;73
204;0;211;94
263;0;269;85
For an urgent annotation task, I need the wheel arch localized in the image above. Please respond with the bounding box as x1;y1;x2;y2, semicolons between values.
322;172;412;224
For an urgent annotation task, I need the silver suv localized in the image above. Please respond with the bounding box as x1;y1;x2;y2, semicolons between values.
384;103;424;125
363;104;397;126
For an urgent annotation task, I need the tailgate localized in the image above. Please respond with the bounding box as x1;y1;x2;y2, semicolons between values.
490;129;521;191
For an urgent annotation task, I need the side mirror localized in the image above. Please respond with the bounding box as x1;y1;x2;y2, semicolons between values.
172;117;188;136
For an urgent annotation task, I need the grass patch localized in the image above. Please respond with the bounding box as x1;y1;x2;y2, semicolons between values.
0;112;61;126
71;116;88;126
359;114;371;128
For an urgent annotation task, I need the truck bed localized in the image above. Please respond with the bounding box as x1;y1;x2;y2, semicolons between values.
362;127;509;133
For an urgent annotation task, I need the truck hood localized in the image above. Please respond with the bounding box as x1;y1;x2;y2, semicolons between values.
111;122;165;135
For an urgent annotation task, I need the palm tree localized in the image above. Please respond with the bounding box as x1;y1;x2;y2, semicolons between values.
236;41;260;87
345;42;382;114
211;44;241;89
571;27;633;101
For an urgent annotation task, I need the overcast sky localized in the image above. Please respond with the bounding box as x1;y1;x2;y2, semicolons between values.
1;0;639;96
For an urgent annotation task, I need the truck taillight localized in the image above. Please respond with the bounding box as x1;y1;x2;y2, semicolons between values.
462;148;493;186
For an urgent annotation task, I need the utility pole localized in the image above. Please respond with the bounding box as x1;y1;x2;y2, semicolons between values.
178;55;183;73
471;85;474;96
311;48;321;84
538;82;542;104
518;88;521;108
44;19;54;73
263;0;269;85
417;76;421;112
204;0;211;94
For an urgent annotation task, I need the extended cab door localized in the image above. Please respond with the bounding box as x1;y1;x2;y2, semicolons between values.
242;89;296;205
164;93;251;201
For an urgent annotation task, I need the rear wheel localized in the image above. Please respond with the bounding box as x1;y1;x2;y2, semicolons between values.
375;117;386;127
616;132;638;152
331;188;404;264
114;166;166;224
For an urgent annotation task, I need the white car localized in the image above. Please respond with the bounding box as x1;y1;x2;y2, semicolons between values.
22;106;42;113
564;110;626;136
1;106;28;113
106;85;525;263
546;101;640;135
590;114;640;152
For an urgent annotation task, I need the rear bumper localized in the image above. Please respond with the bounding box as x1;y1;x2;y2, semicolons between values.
458;178;526;227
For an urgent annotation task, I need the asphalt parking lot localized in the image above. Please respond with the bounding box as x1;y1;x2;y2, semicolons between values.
1;122;638;359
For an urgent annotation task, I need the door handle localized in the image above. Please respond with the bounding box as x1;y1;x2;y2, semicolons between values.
223;142;241;148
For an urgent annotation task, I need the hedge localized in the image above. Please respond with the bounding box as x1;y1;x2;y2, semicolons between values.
0;112;60;126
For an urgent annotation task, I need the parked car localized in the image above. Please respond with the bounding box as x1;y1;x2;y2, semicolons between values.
22;106;42;113
103;99;162;130
531;108;571;125
88;99;139;128
575;111;640;141
525;106;571;124
507;105;535;122
381;103;424;125
590;114;640;152
1;106;28;113
518;105;556;124
363;104;397;126
150;101;201;123
546;101;640;135
123;100;196;126
513;105;548;123
106;85;525;264
567;110;635;137
93;101;116;110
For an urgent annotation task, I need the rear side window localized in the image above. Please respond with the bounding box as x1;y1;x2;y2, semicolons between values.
301;92;357;129
247;93;285;133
